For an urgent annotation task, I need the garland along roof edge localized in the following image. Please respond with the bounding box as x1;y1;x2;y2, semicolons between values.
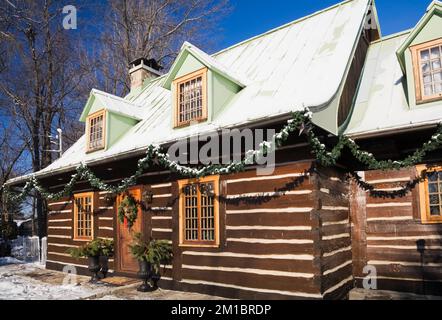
5;110;442;204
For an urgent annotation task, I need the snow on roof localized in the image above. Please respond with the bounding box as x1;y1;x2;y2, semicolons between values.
396;0;442;73
344;31;442;137
84;89;145;121
8;0;372;183
162;41;248;88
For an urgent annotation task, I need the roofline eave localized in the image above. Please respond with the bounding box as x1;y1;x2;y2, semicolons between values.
4;111;302;187
346;120;441;140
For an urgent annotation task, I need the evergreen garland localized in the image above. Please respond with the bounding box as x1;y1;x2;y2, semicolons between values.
347;171;426;199
3;108;442;204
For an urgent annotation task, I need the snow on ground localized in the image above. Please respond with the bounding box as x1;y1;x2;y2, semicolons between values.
0;261;109;300
0;259;225;300
0;257;23;266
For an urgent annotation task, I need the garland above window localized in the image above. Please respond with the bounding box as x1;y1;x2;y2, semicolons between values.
3;108;442;204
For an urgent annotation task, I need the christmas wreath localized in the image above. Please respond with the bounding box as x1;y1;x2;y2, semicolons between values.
118;194;139;229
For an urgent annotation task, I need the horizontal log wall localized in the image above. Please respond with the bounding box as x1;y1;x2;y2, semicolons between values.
142;181;174;281
46;193;116;275
315;166;353;299
44;160;358;299
351;167;442;296
166;162;322;299
152;162;355;299
46;161;323;298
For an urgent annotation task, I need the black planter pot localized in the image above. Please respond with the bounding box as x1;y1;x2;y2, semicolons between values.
150;272;161;290
88;256;101;283
137;260;153;292
99;256;109;278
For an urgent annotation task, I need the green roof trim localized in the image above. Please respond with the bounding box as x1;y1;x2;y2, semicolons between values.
79;92;96;122
79;89;144;122
162;42;247;90
396;0;442;73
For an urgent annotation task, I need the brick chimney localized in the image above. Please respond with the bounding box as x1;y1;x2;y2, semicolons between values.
129;58;162;90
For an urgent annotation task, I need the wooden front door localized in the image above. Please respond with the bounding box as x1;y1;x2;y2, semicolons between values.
116;188;142;274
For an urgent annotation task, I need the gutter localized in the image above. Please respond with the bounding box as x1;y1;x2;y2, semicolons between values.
346;120;440;140
5;112;295;187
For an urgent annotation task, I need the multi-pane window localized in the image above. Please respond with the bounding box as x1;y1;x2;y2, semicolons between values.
87;111;105;152
183;184;199;241
178;176;219;246
420;45;442;97
427;171;442;216
74;192;94;240
412;39;442;103
417;165;442;224
174;68;207;127
425;171;442;222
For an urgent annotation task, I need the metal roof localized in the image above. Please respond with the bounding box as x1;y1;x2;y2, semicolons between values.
344;31;442;137
162;41;248;89
80;89;145;121
7;0;372;183
396;0;442;73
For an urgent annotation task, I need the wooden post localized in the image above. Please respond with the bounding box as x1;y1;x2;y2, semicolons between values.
349;172;368;282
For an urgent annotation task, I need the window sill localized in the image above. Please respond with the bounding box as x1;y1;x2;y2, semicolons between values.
73;238;93;242
174;117;208;129
86;146;105;154
416;95;442;105
420;219;442;225
178;243;220;248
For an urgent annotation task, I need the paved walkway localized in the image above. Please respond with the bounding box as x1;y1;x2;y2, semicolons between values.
0;259;224;300
349;288;442;300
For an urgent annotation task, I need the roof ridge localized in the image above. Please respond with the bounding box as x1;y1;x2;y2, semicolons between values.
182;42;247;86
212;0;357;57
93;88;142;107
130;0;361;101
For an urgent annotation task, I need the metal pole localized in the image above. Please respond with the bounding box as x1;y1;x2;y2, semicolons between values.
57;128;63;156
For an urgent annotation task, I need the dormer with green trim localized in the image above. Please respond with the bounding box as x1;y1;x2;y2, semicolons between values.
397;1;442;108
79;89;144;153
162;42;246;128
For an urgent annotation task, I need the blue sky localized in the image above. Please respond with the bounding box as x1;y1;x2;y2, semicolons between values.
217;0;429;50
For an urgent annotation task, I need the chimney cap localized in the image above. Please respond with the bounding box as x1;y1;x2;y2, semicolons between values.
129;57;163;72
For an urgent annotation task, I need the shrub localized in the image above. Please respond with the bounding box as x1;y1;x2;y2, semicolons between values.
0;221;18;241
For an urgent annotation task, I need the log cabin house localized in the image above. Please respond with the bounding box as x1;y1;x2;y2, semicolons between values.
5;0;442;299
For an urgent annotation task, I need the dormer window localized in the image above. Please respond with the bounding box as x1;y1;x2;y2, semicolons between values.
411;38;442;104
173;67;207;127
86;110;106;152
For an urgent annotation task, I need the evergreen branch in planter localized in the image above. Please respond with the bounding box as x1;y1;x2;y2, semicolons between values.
129;232;173;274
67;238;114;282
67;238;114;258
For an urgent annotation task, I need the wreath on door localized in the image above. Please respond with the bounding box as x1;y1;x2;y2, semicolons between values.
118;194;139;229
